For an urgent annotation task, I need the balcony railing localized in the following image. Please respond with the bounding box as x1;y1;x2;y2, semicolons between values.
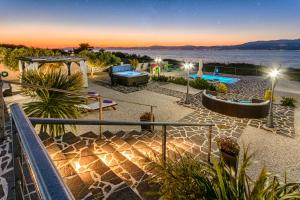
11;103;214;199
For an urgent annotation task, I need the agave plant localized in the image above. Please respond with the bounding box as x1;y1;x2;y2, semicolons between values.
21;69;84;137
150;147;300;199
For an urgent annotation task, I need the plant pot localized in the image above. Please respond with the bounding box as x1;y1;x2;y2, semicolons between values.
220;150;239;172
140;119;153;132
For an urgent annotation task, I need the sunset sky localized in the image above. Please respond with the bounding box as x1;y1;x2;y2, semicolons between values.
0;0;300;48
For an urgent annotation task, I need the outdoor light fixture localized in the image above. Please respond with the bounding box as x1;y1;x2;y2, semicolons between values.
184;62;193;104
266;68;280;128
155;57;162;63
74;161;81;172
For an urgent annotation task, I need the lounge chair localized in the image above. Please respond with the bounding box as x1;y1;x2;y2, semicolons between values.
79;99;117;112
3;83;12;97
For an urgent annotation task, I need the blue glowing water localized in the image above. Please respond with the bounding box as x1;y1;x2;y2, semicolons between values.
113;71;145;77
190;74;240;84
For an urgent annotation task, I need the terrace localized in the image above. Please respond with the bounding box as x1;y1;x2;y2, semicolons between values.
0;61;300;199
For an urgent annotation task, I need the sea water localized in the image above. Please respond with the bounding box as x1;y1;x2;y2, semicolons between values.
107;49;300;69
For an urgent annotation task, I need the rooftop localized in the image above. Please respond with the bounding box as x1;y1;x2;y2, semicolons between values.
18;56;85;63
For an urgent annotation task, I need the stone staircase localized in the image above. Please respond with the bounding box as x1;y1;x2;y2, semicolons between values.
39;130;201;200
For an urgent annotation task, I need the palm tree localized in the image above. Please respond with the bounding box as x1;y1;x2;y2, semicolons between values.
21;69;84;137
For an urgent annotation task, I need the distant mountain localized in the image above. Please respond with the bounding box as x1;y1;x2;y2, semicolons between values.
105;39;300;50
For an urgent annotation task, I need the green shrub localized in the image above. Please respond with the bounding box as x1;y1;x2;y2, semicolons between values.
130;58;139;69
150;147;300;199
190;78;211;90
152;75;169;82
21;70;84;137
169;77;187;85
281;97;297;108
216;83;228;93
264;89;274;101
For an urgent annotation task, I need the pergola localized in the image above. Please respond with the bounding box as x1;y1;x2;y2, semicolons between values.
18;56;88;87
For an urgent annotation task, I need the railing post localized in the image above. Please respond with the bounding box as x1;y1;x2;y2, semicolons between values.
162;125;167;165
208;125;212;163
0;76;5;140
98;96;103;138
150;106;154;132
11;118;22;200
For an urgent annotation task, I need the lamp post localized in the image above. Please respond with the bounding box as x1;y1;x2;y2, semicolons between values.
266;69;279;128
184;62;193;104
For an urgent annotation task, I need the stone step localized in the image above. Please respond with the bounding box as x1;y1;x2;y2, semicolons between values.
105;130;179;160
39;132;92;199
80;132;159;200
43;132;140;200
137;131;187;155
107;136;157;175
142;130;206;159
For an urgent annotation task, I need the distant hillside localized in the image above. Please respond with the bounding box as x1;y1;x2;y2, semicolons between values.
106;39;300;50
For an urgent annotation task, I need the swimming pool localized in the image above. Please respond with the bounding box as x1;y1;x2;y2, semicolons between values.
113;71;146;77
190;74;240;84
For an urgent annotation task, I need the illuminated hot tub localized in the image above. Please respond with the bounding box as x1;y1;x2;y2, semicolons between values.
110;65;149;86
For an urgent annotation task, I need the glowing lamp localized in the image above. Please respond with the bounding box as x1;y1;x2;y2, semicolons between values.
75;161;81;172
269;69;279;78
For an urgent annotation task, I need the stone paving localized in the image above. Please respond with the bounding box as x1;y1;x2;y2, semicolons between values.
93;80;148;94
146;77;295;138
0;125;13;200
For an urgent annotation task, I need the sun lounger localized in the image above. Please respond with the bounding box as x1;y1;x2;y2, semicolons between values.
79;99;117;112
2;83;12;97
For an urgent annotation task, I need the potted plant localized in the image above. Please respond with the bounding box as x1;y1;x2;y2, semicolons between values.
140;112;154;132
218;136;240;171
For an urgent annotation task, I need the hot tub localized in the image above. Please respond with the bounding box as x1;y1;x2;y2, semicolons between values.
110;65;149;86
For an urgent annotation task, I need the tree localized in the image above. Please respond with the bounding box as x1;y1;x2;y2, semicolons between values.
74;43;93;54
78;50;121;77
21;69;84;137
3;47;61;70
130;58;139;69
0;47;7;63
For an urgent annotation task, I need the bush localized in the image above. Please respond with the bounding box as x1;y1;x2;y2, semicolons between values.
150;147;300;199
281;97;297;108
21;70;84;137
152;75;169;82
217;136;240;155
264;89;274;101
130;58;139;69
169;77;187;85
190;78;211;90
216;83;228;93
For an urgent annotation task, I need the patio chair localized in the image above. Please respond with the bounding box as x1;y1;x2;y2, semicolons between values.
78;99;118;112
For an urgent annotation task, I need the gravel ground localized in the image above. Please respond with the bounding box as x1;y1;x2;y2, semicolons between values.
239;81;300;182
159;83;201;95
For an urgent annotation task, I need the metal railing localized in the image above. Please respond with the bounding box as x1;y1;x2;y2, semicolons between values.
11;103;75;200
11;103;214;199
29;118;215;163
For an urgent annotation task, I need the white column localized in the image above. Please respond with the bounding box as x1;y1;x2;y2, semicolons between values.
18;60;23;82
197;59;203;78
79;60;88;87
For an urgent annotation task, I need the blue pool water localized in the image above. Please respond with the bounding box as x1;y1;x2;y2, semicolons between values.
190;74;240;84
113;71;145;77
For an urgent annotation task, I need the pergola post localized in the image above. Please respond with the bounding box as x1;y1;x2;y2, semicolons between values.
66;62;71;76
18;60;23;82
79;60;88;88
